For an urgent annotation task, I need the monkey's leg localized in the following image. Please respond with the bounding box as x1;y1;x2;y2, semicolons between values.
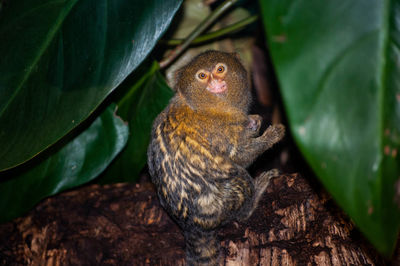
235;169;279;221
247;169;279;219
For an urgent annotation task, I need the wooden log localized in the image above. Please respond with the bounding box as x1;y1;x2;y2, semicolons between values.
0;173;388;265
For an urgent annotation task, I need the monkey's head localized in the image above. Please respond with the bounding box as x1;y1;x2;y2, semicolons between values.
175;50;251;113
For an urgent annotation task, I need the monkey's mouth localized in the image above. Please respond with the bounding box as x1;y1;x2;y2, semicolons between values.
207;79;227;94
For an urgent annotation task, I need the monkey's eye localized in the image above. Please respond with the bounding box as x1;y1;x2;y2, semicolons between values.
197;72;208;80
214;63;227;75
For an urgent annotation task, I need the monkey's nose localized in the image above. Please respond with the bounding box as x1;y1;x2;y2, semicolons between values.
207;78;227;94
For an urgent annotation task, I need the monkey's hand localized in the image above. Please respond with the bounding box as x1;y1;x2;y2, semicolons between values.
247;114;262;136
261;124;285;147
231;124;285;168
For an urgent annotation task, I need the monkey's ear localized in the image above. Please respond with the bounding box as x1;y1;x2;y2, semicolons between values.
232;52;241;60
171;69;182;92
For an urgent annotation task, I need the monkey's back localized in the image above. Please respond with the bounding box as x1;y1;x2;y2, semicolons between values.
147;97;253;231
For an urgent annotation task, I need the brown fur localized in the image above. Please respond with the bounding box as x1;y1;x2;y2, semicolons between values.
148;51;285;266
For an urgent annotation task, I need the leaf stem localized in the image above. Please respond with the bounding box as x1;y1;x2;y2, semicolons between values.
159;0;239;69
164;15;258;46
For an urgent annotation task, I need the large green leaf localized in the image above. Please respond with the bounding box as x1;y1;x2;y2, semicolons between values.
99;61;174;183
0;0;182;171
0;105;129;222
259;0;400;256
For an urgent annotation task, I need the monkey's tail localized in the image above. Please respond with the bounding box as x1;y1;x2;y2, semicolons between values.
184;228;220;266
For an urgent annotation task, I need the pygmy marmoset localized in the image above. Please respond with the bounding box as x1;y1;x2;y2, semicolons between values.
147;50;285;265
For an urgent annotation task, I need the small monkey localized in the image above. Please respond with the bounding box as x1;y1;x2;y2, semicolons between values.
147;50;285;265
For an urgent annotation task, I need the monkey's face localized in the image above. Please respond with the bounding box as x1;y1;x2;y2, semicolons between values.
195;62;228;94
175;51;251;112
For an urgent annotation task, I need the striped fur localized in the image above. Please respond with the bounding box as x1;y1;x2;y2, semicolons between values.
147;51;284;266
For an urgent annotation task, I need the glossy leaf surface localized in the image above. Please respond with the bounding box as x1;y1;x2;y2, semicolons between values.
260;0;400;256
0;0;182;171
99;61;174;183
0;105;129;222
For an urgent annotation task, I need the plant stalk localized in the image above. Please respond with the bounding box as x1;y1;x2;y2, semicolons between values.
164;15;258;46
159;0;240;69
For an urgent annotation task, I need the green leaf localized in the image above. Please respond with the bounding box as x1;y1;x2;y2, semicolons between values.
0;0;182;171
259;0;400;256
98;61;174;183
0;105;129;222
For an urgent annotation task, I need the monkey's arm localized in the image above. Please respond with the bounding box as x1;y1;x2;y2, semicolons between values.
231;124;285;168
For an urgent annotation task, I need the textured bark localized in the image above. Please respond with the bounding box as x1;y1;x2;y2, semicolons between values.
0;174;389;265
